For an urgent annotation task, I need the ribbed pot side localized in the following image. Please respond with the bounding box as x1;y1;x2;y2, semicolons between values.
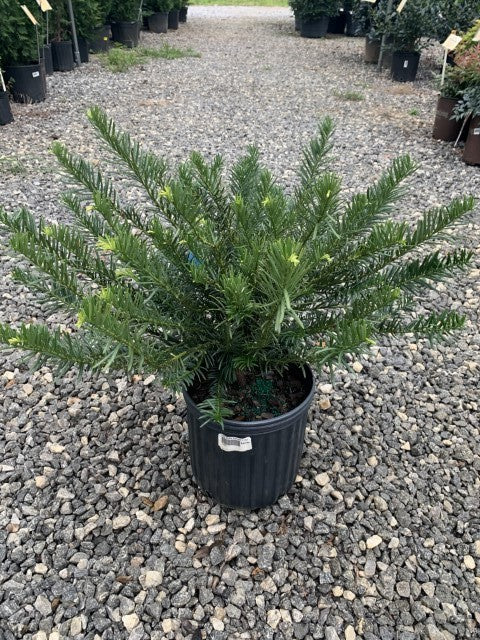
183;366;315;509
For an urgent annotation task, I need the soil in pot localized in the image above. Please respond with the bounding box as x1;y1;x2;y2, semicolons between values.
148;12;168;33
432;96;462;142
463;116;480;166
0;91;14;125
179;6;188;22
42;44;54;75
52;40;75;72
391;51;420;82
90;25;111;53
168;10;180;30
111;21;140;48
184;366;315;509
300;16;329;38
5;63;47;103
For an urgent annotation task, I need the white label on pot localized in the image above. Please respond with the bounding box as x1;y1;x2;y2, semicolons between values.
403;60;409;68
218;434;252;452
32;71;40;78
473;128;480;136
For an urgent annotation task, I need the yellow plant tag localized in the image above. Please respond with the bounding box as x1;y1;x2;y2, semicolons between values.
473;27;480;43
396;0;408;13
442;33;462;51
36;0;53;11
21;5;39;25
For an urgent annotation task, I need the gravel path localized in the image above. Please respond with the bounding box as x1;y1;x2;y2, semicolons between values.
1;6;479;640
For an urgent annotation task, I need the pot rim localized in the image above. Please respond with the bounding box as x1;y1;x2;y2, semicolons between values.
183;364;315;435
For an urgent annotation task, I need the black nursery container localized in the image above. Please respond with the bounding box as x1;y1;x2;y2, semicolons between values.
52;41;75;71
168;10;180;30
90;25;111;53
0;91;14;125
77;37;89;63
300;16;329;38
328;11;346;34
42;44;54;75
148;12;168;33
5;62;46;103
179;6;188;22
184;367;315;509
111;21;140;48
391;51;420;82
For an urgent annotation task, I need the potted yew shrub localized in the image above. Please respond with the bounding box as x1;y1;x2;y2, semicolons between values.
0;0;47;103
145;0;172;34
90;0;113;53
0;108;476;509
386;0;432;82
108;0;141;48
168;0;182;30
179;0;188;24
51;0;75;72
296;0;342;38
73;0;103;62
432;66;472;142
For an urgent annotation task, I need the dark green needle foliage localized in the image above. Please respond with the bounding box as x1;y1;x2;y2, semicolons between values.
0;108;475;424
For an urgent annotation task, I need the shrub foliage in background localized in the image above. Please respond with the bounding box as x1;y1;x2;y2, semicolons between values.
0;0;41;66
108;0;142;22
0;108;475;424
289;0;342;21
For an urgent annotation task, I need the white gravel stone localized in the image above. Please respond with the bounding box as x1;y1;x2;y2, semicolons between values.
122;613;139;631
366;535;383;549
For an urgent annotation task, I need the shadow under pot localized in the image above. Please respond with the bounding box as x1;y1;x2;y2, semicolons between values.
52;40;75;71
42;44;54;75
5;62;47;103
432;96;462;142
111;21;140;48
168;10;180;30
0;91;14;125
148;12;168;33
183;365;315;509
391;51;420;82
463;116;480;166
90;25;111;53
179;6;188;22
300;16;329;38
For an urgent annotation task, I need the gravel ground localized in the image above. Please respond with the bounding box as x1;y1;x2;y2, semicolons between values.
1;6;480;640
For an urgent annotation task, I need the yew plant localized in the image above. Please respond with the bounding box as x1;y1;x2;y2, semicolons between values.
0;108;475;423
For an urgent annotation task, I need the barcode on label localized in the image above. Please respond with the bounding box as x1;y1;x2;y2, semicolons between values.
218;434;252;452
32;71;40;78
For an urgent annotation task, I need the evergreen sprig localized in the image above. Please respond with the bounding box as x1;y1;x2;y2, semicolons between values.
0;107;476;424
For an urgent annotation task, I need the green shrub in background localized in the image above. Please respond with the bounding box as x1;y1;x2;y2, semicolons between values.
73;0;103;40
145;0;173;13
0;0;41;66
289;0;342;21
108;0;142;22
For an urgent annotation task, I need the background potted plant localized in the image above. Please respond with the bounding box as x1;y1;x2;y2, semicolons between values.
295;0;342;38
108;0;141;48
453;86;480;165
429;0;480;44
328;1;347;35
384;0;433;82
179;0;188;24
288;0;302;32
0;0;46;103
364;0;386;64
90;0;112;53
72;0;102;62
50;0;75;72
168;0;182;30
0;64;14;125
432;66;474;142
0;108;475;509
145;0;171;34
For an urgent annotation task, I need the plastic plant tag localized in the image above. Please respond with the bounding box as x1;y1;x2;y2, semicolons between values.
21;5;39;25
442;33;462;51
403;60;409;68
218;434;252;452
361;0;376;3
32;71;40;77
474;27;480;43
396;0;408;12
473;128;480;136
36;0;52;11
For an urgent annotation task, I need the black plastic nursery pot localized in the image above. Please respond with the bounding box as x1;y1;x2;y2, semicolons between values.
346;13;365;37
90;25;111;53
364;37;380;63
432;96;462;142
42;44;54;76
184;366;315;509
179;6;188;23
52;40;75;72
5;62;46;104
328;11;346;35
111;21;140;48
294;14;301;31
463;116;480;166
391;51;420;83
0;91;14;126
77;37;89;63
148;12;168;33
168;10;180;30
300;16;329;38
